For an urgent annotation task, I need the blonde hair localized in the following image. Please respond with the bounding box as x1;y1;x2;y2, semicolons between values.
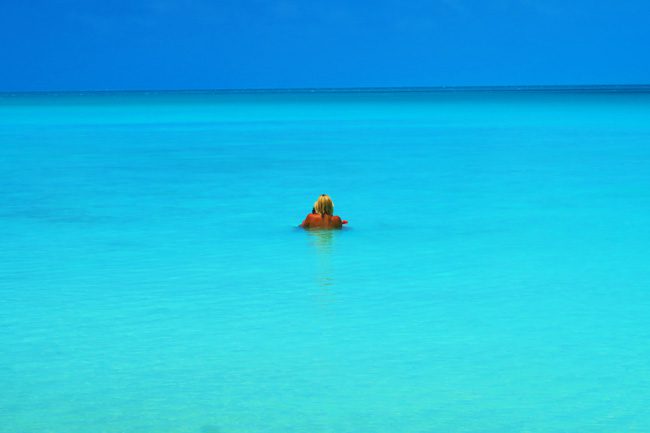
313;194;334;215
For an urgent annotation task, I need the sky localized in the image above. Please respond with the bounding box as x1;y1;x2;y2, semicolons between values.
1;0;649;91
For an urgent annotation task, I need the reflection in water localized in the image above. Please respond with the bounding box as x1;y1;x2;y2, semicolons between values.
306;230;336;303
308;229;335;254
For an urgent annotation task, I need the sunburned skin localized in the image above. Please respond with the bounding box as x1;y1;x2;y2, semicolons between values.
300;213;344;229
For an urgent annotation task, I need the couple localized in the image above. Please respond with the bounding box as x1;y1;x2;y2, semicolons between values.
300;194;347;230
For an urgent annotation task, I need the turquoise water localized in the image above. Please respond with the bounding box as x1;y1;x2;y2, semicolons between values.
1;89;650;433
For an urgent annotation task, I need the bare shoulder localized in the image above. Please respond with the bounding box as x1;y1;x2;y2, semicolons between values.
301;213;313;228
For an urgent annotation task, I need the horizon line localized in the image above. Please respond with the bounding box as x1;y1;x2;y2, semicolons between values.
2;84;650;95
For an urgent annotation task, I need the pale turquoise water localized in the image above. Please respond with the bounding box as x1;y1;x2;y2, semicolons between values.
1;89;650;433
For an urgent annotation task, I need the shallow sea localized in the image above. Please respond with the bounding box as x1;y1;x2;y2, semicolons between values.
1;89;650;433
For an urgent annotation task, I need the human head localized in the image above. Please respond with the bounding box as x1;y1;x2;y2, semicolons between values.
313;194;334;215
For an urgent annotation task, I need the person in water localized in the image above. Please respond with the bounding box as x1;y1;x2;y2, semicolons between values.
301;194;347;229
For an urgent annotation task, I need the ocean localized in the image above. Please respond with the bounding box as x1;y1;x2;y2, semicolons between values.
1;88;650;432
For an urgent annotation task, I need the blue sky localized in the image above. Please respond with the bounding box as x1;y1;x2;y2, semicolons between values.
2;0;649;91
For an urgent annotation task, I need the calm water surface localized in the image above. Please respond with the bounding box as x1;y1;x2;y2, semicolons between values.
1;90;650;432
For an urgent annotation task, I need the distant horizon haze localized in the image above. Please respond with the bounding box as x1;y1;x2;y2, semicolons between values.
3;84;650;96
